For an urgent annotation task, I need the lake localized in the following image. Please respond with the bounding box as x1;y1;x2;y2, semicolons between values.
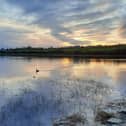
0;57;126;126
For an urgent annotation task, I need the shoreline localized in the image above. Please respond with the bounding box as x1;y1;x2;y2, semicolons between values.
0;44;126;59
0;54;126;59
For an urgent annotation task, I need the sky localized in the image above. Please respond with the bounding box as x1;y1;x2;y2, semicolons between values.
0;0;126;48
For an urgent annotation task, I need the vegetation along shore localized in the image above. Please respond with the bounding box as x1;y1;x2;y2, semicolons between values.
0;44;126;58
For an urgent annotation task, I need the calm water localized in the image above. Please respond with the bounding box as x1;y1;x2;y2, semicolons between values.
0;57;126;126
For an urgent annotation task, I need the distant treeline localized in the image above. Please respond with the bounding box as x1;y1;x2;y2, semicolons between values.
0;44;126;58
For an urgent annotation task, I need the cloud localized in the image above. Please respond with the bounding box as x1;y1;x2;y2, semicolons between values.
0;0;126;47
0;27;30;48
119;16;126;38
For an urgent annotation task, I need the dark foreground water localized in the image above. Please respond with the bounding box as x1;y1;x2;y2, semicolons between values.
0;57;126;126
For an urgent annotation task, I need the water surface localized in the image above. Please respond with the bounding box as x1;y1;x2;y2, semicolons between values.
0;57;126;125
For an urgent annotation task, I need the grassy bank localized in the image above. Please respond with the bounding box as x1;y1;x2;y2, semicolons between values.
0;44;126;58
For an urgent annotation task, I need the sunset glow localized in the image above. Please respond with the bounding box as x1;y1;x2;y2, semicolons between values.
0;0;126;48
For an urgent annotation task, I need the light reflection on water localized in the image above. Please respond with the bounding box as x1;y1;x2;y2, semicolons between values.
0;57;126;125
